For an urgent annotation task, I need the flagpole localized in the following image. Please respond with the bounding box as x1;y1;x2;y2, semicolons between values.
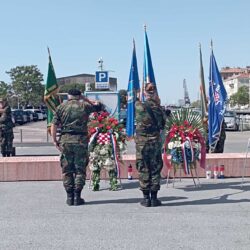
209;40;213;153
47;46;51;58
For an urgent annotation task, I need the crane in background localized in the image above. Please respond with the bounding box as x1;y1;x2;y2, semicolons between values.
183;78;191;106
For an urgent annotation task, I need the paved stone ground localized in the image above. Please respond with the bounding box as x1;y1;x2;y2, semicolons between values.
1;178;250;250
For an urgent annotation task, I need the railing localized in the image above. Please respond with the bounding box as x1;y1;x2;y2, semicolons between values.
13;128;52;144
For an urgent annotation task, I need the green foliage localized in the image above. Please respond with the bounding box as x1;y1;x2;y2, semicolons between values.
191;99;201;109
119;89;127;109
6;65;44;107
165;108;206;137
229;86;249;106
0;81;11;98
59;83;85;93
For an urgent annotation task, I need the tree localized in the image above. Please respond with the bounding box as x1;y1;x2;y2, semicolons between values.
59;83;85;93
229;86;249;106
191;99;201;109
119;89;127;109
6;65;44;108
0;81;11;97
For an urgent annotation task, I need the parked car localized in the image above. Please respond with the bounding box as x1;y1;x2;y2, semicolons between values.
41;110;47;120
23;110;34;122
12;109;28;125
33;109;44;121
224;111;240;131
31;111;39;121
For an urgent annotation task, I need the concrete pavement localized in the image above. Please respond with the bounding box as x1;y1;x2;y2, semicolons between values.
1;178;250;250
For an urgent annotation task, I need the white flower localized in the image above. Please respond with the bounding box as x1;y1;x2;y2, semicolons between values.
168;142;174;149
174;141;182;148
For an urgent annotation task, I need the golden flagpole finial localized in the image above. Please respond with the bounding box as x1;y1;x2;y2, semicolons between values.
144;24;147;31
210;39;213;50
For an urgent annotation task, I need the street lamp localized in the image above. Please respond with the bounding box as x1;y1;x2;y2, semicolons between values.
249;79;250;109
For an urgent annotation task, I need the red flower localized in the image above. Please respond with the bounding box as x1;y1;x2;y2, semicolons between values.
113;120;119;126
89;128;96;134
169;132;175;138
98;124;104;128
179;125;184;131
184;120;189;126
106;125;111;130
97;116;103;122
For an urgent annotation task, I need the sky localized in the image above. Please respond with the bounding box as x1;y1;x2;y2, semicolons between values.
1;0;250;105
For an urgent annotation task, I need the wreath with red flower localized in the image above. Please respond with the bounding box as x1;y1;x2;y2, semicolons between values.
163;108;206;174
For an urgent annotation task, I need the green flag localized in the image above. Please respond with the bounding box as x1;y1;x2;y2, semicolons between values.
44;50;60;131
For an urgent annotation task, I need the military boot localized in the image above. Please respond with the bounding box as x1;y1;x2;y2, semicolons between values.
140;190;151;207
74;190;85;206
66;191;74;206
151;191;162;207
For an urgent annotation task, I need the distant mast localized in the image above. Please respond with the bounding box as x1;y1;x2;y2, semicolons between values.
183;78;191;106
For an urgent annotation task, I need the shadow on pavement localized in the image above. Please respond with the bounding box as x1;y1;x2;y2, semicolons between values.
165;192;250;207
98;179;168;191
87;196;187;205
174;181;250;192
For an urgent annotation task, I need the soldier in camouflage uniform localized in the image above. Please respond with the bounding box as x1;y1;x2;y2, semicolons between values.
0;97;14;157
51;89;104;206
135;83;166;207
212;119;226;153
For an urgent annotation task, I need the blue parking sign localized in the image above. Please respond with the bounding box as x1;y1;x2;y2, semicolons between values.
95;71;109;89
96;71;108;82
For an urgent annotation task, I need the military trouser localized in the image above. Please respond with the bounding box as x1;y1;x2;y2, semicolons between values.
136;138;163;191
0;129;14;156
60;143;89;193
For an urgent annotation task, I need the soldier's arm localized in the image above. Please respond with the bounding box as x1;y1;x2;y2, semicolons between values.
150;102;166;130
85;101;105;114
135;101;144;127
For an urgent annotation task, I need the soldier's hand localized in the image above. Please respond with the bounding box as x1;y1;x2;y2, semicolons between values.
92;100;101;105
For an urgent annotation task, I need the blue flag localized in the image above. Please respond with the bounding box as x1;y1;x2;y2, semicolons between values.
143;26;158;98
208;49;227;151
126;40;140;137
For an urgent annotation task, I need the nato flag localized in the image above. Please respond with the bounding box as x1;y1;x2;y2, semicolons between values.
143;26;157;93
126;40;140;137
208;49;227;151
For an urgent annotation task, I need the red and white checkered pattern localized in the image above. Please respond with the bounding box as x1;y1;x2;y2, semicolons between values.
97;133;111;145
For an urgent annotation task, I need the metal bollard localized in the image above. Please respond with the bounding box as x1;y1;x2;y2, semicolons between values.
20;129;23;143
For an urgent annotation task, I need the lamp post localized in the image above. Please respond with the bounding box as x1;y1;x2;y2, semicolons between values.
249;79;250;109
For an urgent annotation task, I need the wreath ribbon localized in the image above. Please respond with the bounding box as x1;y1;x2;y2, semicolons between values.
110;131;121;178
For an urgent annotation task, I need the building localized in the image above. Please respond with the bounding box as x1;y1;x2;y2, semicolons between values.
57;73;117;91
221;66;250;80
223;73;250;98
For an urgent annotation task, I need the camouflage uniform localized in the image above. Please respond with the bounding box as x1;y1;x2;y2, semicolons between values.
52;97;104;196
0;100;14;157
135;96;165;206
